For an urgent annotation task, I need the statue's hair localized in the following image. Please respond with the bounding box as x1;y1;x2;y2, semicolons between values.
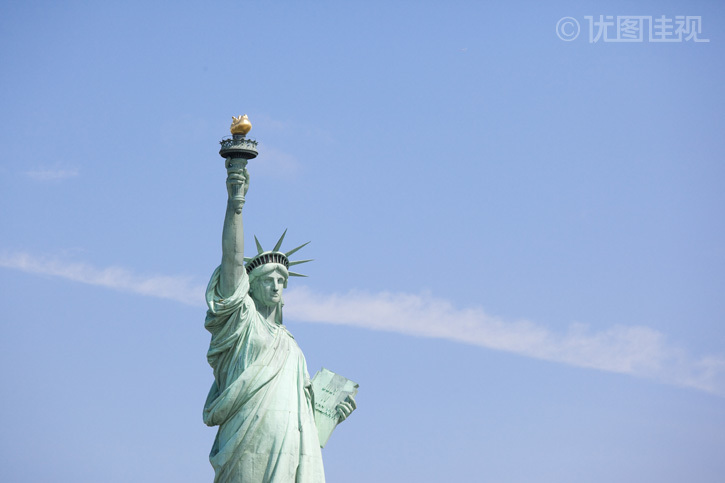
248;263;289;288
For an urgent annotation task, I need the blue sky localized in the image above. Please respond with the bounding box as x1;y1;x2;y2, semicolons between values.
1;1;724;482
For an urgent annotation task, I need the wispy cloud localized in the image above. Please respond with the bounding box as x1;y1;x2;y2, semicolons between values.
285;288;725;396
1;252;723;395
25;168;79;181
0;252;204;306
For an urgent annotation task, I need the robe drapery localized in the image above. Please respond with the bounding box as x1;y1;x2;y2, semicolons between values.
203;266;325;483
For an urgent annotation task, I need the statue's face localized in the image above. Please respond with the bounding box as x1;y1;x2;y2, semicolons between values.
252;270;286;308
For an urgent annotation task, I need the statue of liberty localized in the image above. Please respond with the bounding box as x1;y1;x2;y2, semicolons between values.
203;116;356;483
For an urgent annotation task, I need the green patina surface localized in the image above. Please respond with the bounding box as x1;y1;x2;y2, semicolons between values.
203;125;356;482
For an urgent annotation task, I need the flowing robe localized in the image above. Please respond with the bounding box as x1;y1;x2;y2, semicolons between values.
203;267;325;483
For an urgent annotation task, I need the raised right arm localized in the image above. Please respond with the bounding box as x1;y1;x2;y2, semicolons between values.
219;163;249;298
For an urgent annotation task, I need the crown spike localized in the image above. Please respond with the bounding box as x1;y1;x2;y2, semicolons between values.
246;232;311;278
285;241;311;257
273;229;288;252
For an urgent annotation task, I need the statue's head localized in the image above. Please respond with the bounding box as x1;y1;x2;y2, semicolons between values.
244;230;311;320
249;263;288;309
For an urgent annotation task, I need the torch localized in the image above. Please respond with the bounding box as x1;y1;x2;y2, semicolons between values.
220;115;258;214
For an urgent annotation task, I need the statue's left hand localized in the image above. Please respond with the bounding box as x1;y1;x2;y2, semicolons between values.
336;395;357;423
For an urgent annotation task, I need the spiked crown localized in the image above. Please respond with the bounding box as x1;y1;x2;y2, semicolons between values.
244;229;312;278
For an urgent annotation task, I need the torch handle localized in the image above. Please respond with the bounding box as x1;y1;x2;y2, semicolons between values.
226;158;248;214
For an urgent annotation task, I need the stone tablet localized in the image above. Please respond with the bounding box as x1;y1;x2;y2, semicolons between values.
311;368;359;448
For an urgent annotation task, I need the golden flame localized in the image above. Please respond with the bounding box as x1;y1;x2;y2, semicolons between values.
230;115;252;135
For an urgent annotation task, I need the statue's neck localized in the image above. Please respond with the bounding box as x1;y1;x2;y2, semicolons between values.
255;302;280;325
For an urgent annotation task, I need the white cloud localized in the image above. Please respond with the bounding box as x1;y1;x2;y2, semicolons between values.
0;252;204;306
25;168;79;181
1;252;723;396
284;287;725;396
